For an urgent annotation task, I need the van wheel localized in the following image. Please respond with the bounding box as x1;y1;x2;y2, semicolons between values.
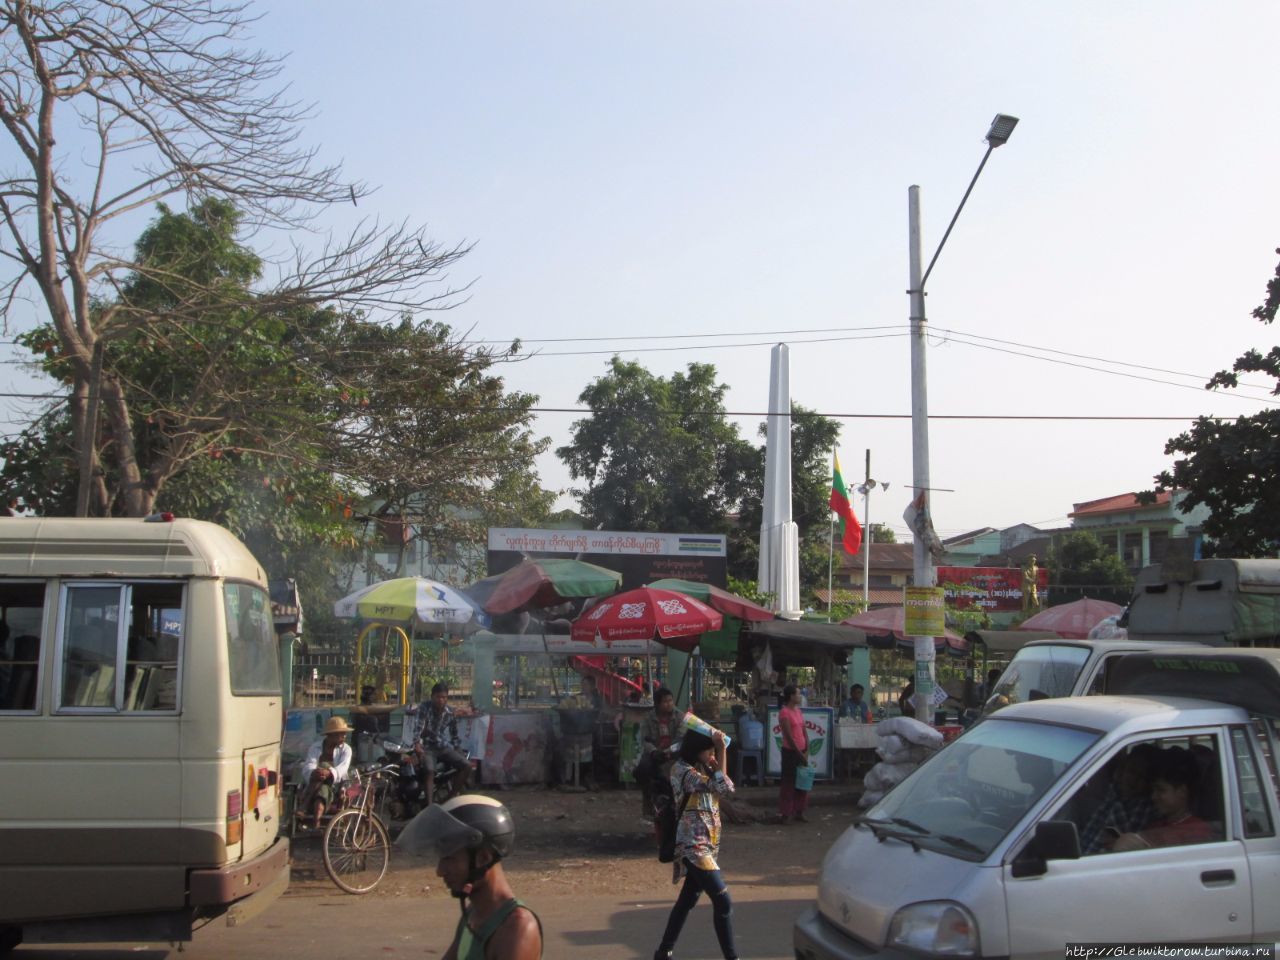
0;926;22;954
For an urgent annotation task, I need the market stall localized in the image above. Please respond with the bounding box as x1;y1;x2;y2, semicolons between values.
736;620;869;781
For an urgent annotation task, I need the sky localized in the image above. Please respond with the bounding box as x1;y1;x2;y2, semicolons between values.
7;2;1280;541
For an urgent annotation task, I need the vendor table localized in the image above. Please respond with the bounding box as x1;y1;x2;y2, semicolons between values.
835;720;879;779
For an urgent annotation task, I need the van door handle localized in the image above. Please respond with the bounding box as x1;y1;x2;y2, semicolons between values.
1201;869;1235;886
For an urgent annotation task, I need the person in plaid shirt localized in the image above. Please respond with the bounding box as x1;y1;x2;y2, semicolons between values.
413;681;471;802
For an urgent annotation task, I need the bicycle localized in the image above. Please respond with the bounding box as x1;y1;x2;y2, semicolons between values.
321;761;396;894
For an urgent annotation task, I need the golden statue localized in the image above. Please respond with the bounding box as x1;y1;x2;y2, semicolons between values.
1021;555;1040;612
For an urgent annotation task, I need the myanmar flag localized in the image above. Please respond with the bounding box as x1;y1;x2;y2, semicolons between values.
829;454;864;556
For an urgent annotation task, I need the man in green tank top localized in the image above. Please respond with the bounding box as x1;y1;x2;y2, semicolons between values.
396;794;542;960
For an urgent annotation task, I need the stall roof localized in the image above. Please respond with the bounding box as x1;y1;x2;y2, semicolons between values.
1109;648;1280;717
737;619;867;668
745;619;867;648
966;629;1061;655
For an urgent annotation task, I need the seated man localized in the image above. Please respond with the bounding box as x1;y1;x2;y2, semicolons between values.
838;683;872;722
1077;743;1158;855
298;716;353;829
413;681;471;803
1111;747;1215;851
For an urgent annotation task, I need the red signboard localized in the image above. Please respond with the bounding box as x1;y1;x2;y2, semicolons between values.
937;566;1050;613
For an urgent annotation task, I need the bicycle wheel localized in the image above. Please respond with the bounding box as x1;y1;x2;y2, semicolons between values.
322;808;390;894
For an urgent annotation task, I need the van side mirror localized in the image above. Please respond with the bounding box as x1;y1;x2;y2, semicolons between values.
1011;820;1081;878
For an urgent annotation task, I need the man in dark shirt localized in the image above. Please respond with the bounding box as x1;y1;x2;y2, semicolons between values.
414;681;471;803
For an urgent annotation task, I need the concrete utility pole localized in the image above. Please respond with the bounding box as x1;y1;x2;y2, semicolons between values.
907;114;1019;719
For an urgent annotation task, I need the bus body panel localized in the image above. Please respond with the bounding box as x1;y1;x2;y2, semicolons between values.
0;518;287;940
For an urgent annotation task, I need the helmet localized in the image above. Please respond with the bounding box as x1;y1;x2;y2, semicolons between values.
395;794;515;860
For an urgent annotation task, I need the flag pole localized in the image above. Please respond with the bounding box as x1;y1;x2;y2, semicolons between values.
863;449;872;612
827;448;837;621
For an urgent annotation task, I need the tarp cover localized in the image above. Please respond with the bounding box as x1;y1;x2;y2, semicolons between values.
1109;648;1280;717
1127;559;1280;644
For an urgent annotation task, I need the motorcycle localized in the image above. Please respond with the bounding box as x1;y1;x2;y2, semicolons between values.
380;739;471;820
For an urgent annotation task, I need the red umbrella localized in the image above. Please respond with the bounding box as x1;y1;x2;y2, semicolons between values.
646;578;776;622
840;606;967;654
1016;598;1124;640
570;587;724;652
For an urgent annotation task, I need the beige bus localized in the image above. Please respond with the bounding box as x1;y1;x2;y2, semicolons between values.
0;517;289;952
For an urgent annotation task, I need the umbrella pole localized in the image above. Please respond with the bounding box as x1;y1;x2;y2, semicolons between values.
541;622;560;700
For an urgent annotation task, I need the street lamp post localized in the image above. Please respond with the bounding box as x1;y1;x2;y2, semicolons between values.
907;113;1018;720
855;452;889;610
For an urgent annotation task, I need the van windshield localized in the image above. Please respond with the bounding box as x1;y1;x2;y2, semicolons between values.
865;718;1099;861
985;643;1090;715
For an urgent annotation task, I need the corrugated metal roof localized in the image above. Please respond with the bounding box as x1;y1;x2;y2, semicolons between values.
1070;491;1171;517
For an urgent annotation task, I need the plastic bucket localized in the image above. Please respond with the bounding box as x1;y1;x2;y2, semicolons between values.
739;717;764;751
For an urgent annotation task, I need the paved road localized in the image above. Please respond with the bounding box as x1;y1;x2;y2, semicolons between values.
13;885;813;959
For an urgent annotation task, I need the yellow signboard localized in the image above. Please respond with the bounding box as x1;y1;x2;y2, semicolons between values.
903;586;946;636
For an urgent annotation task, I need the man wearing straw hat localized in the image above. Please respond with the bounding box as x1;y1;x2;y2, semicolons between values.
298;716;353;829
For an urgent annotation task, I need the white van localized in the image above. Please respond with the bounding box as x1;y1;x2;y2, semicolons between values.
0;517;289;952
795;647;1280;958
982;637;1210;714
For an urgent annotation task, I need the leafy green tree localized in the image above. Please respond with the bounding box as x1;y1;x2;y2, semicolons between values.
1149;251;1280;556
868;523;897;544
557;358;755;534
1046;531;1134;604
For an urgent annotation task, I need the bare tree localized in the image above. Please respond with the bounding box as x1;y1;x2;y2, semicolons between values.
0;0;471;515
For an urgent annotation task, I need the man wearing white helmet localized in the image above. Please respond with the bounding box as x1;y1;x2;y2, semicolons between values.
397;794;542;959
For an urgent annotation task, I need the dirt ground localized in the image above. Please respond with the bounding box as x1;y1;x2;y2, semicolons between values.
286;780;865;903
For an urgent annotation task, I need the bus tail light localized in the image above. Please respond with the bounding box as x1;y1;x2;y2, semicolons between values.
226;789;243;846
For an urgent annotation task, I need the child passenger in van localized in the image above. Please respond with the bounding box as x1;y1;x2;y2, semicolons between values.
1110;747;1214;851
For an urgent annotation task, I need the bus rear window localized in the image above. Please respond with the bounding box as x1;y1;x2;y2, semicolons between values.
224;583;281;696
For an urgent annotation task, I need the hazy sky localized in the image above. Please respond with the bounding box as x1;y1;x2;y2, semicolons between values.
9;2;1280;540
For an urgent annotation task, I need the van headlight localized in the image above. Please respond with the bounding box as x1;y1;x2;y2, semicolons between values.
887;901;978;956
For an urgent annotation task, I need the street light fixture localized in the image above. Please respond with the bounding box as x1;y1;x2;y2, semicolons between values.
855;479;890;610
906;113;1018;719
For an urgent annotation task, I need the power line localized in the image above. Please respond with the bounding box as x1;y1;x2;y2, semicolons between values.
513;331;908;357
464;324;904;345
526;407;1240;421
0;389;1252;422
936;326;1273;391
933;331;1280;405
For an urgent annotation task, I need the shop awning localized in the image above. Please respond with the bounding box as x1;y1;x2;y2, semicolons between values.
736;619;868;668
965;629;1061;655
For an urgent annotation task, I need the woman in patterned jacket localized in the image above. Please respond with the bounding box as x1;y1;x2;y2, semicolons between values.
652;727;738;960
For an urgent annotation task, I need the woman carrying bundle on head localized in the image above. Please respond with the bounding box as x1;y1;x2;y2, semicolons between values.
651;726;738;960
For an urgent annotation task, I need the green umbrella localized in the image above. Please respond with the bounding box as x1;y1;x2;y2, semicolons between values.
478;558;622;614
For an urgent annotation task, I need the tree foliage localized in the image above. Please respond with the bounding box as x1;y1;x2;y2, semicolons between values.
1046;530;1133;603
0;0;472;515
2;200;551;616
1150;250;1280;556
555;359;843;593
557;358;753;534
